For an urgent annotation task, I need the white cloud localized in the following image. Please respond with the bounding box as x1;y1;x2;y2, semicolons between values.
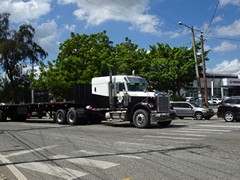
212;16;223;24
58;0;162;35
0;0;51;23
64;24;76;32
33;20;59;57
209;59;240;74
215;19;240;36
212;41;237;52
219;0;240;6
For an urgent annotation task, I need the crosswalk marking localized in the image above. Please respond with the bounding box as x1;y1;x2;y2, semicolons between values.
16;162;87;179
144;135;203;140
117;155;142;159
180;128;231;132
76;150;143;159
0;154;27;180
4;145;58;158
199;124;240;128
157;132;206;137
51;155;119;169
168;130;223;134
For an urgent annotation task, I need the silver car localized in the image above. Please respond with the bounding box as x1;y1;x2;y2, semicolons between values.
170;101;215;120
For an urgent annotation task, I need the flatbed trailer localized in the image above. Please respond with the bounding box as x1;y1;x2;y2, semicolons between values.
0;101;77;121
0;74;176;128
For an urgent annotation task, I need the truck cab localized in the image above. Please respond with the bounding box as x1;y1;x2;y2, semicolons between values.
91;75;175;128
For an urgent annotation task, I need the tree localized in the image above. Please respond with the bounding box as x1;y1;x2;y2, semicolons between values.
144;43;197;96
113;37;147;75
0;13;47;103
33;31;114;99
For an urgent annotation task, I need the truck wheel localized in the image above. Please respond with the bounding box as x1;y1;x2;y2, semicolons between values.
55;109;67;124
0;110;7;122
224;111;234;122
67;109;78;125
133;109;150;128
195;112;203;120
157;121;172;127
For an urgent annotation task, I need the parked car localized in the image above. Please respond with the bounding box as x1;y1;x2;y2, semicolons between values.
217;96;240;122
170;101;215;120
208;98;221;105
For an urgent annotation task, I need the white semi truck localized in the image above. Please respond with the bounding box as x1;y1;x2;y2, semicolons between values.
0;74;176;128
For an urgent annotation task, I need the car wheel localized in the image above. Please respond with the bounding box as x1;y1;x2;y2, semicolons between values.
195;112;203;120
224;111;234;122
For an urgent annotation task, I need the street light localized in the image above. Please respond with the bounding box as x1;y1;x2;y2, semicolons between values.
178;21;203;106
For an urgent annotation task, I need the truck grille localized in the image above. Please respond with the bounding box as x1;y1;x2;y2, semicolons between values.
156;96;170;112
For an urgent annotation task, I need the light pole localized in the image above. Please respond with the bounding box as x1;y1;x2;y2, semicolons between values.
178;21;202;106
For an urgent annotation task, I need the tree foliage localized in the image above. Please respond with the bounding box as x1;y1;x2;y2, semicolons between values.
33;31;114;98
144;43;196;96
33;31;209;99
0;13;47;103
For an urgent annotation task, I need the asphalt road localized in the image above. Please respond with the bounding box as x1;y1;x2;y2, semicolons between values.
0;116;240;180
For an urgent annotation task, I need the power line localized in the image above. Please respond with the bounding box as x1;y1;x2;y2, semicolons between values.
205;36;240;42
204;0;219;35
133;0;180;30
84;0;177;32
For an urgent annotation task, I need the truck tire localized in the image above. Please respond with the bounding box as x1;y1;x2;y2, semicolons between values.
0;110;7;122
67;109;79;125
55;109;67;124
133;109;150;128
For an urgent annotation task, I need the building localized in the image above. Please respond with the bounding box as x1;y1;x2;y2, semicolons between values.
184;73;240;99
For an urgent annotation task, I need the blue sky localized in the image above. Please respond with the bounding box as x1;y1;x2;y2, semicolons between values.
1;0;240;74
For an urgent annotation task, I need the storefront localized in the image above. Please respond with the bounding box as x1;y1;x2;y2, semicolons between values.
184;73;240;99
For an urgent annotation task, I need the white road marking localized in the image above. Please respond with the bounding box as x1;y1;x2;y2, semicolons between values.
117;155;142;159
4;145;57;158
199;124;240;128
157;132;206;137
0;154;27;180
16;162;87;179
144;135;203;140
51;155;119;169
77;149;142;159
169;130;222;134
180;128;231;132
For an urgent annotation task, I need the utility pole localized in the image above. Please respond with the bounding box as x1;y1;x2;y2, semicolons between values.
200;34;209;108
178;22;203;107
190;26;202;107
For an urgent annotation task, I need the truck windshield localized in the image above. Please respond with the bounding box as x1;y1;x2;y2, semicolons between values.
124;76;148;92
127;83;147;91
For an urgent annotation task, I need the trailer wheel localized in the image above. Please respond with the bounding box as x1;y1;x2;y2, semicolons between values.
55;109;67;124
67;109;78;125
133;109;150;128
0;110;7;122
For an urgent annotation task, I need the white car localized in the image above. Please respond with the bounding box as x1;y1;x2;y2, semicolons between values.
208;98;221;105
